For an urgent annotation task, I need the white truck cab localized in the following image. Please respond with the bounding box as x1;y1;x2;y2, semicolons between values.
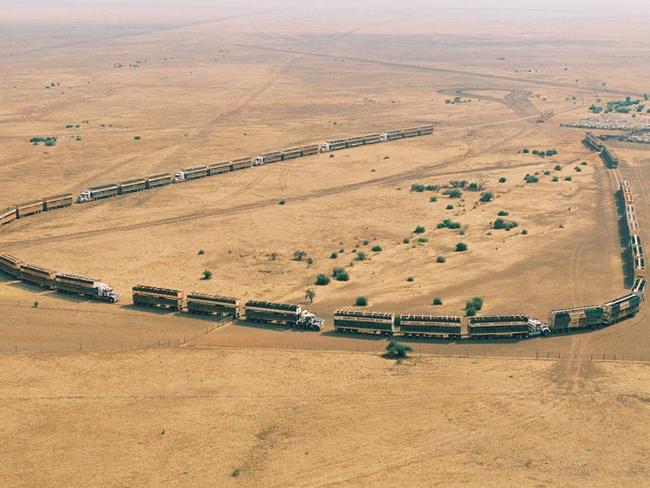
174;171;186;183
77;191;92;203
96;282;120;303
528;319;551;337
254;156;265;166
319;143;331;153
379;133;388;142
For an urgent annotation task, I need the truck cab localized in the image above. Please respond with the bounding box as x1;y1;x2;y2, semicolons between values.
97;282;120;303
254;156;265;166
528;319;550;337
173;171;186;183
77;191;92;203
298;310;324;331
319;143;331;153
379;133;388;142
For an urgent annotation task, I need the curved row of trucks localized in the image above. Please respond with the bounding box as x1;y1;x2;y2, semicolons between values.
1;194;73;225
621;180;646;279
583;131;619;168
131;285;325;330
0;252;120;302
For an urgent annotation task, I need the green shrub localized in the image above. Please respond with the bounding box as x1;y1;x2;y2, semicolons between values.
433;297;443;305
385;340;412;358
355;296;368;307
552;176;559;182
278;199;286;205
522;148;529;153
455;242;468;252
444;189;463;198
197;249;205;255
133;135;141;140
524;174;539;184
371;245;382;252
315;274;331;286
436;256;446;263
479;191;493;202
564;176;572;181
498;177;507;183
330;252;338;259
522;229;528;235
446;204;454;210
467;182;480;191
355;251;367;261
403;237;410;244
332;267;349;281
202;270;213;280
437;219;461;230
414;225;426;234
493;218;518;231
429;196;438;202
406;276;414;282
497;210;509;216
554;165;562;171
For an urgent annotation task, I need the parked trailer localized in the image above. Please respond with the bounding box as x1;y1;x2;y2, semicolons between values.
402;127;420;138
601;145;619;168
53;273;120;302
468;315;533;339
333;310;395;335
15;199;45;219
119;178;147;194
0;252;24;278
281;147;303;160
346;136;364;148
132;285;184;311
187;293;240;318
244;300;324;330
146;173;173;188
300;144;319;156
255;151;282;166
633;277;647;301
603;293;640;324
183;165;209;180
0;206;17;226
232;157;253;171
398;314;461;339
43;194;73;211
20;263;56;288
385;130;404;141
78;183;119;203
321;139;347;152
549;305;604;332
634;256;646;279
208;161;231;176
417;124;434;136
583;131;603;151
363;133;382;145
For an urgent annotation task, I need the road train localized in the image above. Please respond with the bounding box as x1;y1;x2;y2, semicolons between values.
131;285;324;330
0;252;119;302
584;131;619;168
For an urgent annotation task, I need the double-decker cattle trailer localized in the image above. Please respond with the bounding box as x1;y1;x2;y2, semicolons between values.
417;124;434;136
187;293;240;318
346;136;364;147
633;277;647;301
634;256;646;279
300;144;319;156
468;315;532;339
20;263;56;288
132;285;184;311
322;139;347;152
255;151;282;165
583;131;603;151
622;181;634;205
0;206;17;226
146;173;173;188
281;147;303;160
78;183;119;203
402;127;420;138
15;200;45;219
363;133;382;145
399;315;461;339
603;293;640;325
0;252;24;278
119;178;147;194
183;165;209;180
601;145;619;168
385;130;404;141
549;305;604;332
208;162;231;175
43;194;73;211
244;300;323;330
231;157;253;171
54;274;120;302
333;310;395;335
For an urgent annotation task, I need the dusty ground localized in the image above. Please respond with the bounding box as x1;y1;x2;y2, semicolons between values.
1;347;649;487
1;3;650;486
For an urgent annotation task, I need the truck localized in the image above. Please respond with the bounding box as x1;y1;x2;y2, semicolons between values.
78;183;119;203
53;273;120;302
320;139;347;152
20;263;56;288
601;144;619;168
385;130;404;141
417;124;434;136
119;178;147;194
0;252;24;278
244;300;324;330
402;127;420;138
468;315;548;339
0;206;17;226
549;305;604;332
15;199;45;219
346;136;364;147
187;292;240;318
398;314;461;339
146;173;173;188
333;310;395;335
208;161;232;176
634;255;646;279
583;131;603;152
43;194;73;211
300;144;319;156
621;180;634;205
231;157;253;171
602;293;640;325
255;151;282;166
362;133;382;145
633;277;647;301
132;285;184;311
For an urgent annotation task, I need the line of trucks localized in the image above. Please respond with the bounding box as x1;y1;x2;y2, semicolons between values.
0;127;647;342
0;125;434;219
584;131;620;168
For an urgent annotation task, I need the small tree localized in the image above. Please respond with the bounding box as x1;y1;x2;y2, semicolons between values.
372;245;382;252
479;191;493;202
305;288;316;303
497;210;509;216
293;250;307;261
414;225;425;234
330;252;338;259
332;267;349;281
429;196;438;202
197;249;205;255
356;251;367;261
436;256;446;263
385;340;412;358
433;297;443;305
355;296;368;306
406;276;414;282
446;204;454;210
202;270;213;280
455;242;468;252
499;177;507;183
278;199;286;205
315;274;331;286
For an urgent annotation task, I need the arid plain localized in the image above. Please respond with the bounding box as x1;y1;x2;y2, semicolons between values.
1;4;650;487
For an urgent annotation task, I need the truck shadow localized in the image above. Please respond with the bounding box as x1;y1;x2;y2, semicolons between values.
615;188;635;288
234;320;321;334
120;304;177;315
320;330;392;342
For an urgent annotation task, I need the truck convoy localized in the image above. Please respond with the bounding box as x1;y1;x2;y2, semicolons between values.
244;300;324;330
